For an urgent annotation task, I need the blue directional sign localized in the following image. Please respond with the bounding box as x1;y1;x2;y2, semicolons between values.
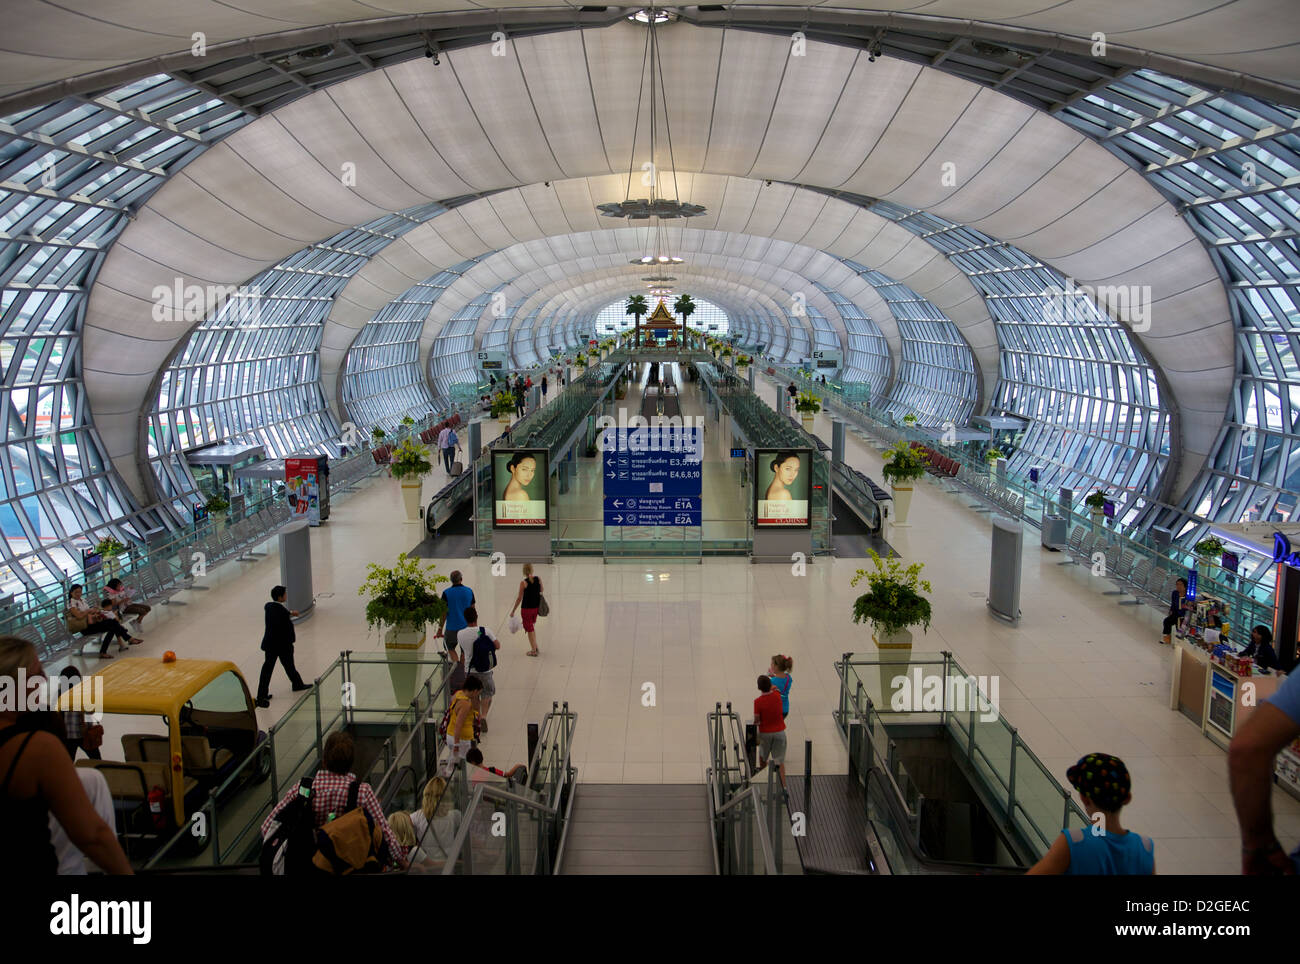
604;509;702;526
730;448;746;458
602;427;702;524
604;496;701;513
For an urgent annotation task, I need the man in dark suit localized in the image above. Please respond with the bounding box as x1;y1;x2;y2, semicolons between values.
256;585;311;708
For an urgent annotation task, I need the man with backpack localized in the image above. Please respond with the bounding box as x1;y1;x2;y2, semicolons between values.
462;607;500;734
260;731;407;874
437;421;458;474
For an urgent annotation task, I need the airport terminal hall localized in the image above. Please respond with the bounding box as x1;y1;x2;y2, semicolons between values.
4;0;1300;917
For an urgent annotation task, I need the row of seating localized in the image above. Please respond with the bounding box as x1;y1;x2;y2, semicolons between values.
418;411;464;446
36;505;290;661
909;442;961;480
1061;524;1181;608
966;474;1026;518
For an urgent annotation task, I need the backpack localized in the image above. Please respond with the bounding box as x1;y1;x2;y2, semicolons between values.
310;780;385;875
447;429;458;448
469;627;496;672
260;777;320;875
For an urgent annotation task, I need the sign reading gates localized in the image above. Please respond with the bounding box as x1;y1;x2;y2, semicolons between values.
493;449;549;529
754;449;812;528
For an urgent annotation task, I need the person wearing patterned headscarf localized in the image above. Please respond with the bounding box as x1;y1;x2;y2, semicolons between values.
1027;753;1155;875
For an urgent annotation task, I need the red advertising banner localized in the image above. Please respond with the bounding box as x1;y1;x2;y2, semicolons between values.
285;457;320;526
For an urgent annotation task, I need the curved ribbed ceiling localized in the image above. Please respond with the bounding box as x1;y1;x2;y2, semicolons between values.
4;0;1297;102
82;24;1228;504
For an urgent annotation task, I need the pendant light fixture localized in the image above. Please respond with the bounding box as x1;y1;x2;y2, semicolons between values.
599;7;703;268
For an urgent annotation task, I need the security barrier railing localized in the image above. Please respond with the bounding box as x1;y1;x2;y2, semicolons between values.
836;650;1089;861
707;703;781;875
142;649;454;871
435;702;577;875
766;364;1275;632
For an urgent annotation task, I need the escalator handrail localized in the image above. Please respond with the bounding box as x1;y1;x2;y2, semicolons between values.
863;767;1023;875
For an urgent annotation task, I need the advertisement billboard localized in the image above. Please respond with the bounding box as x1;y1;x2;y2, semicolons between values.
285;457;320;526
754;449;812;528
492;449;550;529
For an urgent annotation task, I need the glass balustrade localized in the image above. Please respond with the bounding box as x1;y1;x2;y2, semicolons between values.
837;651;1089;864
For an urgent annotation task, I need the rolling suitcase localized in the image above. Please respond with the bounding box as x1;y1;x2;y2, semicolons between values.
450;446;464;476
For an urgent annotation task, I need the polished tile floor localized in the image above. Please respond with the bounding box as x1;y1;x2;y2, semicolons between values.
57;371;1300;874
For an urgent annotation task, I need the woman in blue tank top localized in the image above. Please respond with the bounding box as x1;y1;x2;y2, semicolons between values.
1027;753;1155;875
767;655;793;718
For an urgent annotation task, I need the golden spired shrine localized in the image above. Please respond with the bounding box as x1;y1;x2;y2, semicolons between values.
638;299;681;346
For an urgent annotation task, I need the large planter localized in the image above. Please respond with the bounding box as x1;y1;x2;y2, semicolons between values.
400;480;423;522
383;622;426;651
1089;506;1104;526
498;412;512;425
872;627;914;708
801;413;815;432
890;483;914;526
384;622;427;709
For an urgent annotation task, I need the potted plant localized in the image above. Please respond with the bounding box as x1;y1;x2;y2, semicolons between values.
492;390;515;424
1193;536;1225;568
1084;489;1107;523
93;536;128;575
736;354;752;372
205;493;229;515
358;554;449;651
794;391;821;431
400;415;415;427
389;438;432;522
575;355;587;370
903;413;917;426
851;548;932;650
880;440;928;526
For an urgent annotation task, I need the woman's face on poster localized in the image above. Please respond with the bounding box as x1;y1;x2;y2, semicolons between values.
511;457;536;487
776;457;800;486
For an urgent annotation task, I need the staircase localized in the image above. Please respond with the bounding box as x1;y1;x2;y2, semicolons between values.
558;784;715;875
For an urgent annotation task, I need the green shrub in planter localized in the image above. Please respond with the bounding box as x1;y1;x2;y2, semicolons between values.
389;439;432;481
794;391;821;415
93;537;127;558
205;494;229;514
850;549;932;638
358;555;448;632
491;392;515;418
371;427;386;441
1084;490;1107;510
1193;537;1225;560
881;441;927;485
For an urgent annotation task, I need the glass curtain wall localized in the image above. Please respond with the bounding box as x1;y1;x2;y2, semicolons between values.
342;257;482;432
866;199;1171;516
0;75;250;594
149;205;446;515
813;284;888;397
842;261;978;427
1055;70;1300;534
